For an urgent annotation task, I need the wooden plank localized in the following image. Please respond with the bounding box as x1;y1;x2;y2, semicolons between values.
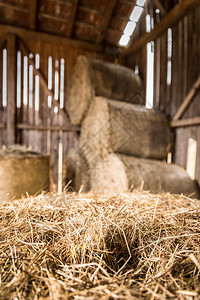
18;38;73;125
96;0;118;44
30;0;38;30
122;0;200;57
0;123;5;129
6;34;17;146
152;0;165;15
66;0;79;37
171;117;200;127
0;24;103;53
17;124;80;131
172;75;200;121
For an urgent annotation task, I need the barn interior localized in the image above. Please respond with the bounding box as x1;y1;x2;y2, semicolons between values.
0;0;200;298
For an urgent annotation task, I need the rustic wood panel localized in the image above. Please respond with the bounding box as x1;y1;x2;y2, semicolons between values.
125;7;200;187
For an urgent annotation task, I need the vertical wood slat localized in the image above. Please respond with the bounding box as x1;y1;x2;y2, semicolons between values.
0;45;3;147
7;34;17;146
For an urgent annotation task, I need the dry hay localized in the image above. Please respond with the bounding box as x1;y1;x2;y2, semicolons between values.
67;56;144;125
64;147;199;197
80;97;172;160
0;145;49;201
118;154;200;198
1;191;200;299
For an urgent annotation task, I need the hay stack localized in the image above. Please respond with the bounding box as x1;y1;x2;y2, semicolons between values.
0;146;49;200
118;154;200;197
80;97;172;160
1;191;200;299
67;56;144;125
64;147;90;192
65;149;199;197
90;153;128;193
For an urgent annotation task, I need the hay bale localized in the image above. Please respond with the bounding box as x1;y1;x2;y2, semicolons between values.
64;147;90;192
1;191;200;299
0;146;49;200
80;97;172;160
64;149;128;194
118;154;200;197
90;153;128;193
67;55;144;125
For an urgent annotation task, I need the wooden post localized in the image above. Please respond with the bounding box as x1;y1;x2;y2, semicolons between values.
7;34;17;146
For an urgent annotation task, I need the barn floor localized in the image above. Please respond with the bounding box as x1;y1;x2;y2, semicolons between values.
0;191;200;299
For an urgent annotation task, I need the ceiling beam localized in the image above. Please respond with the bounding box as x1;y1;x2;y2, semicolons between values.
66;0;79;37
30;0;38;30
0;24;103;52
121;0;200;57
96;0;118;44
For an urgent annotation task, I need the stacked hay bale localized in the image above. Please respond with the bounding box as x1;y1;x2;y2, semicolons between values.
65;56;199;197
0;145;49;201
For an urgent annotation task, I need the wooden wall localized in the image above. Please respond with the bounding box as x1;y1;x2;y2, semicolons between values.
0;35;114;191
125;4;200;186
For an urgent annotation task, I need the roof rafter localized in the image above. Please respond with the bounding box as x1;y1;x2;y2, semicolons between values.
30;0;38;30
66;0;79;37
0;24;103;52
96;0;118;44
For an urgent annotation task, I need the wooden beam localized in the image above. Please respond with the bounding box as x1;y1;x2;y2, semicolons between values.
66;0;79;37
152;0;165;15
18;38;72;125
96;0;118;44
30;0;38;30
17;124;80;132
0;35;7;49
122;0;200;56
171;117;200;128
0;2;29;12
0;123;5;130
7;34;17;146
173;75;200;121
0;24;103;53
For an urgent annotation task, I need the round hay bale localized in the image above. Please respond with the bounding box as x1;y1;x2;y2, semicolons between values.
118;154;200;198
80;97;172;160
79;97;111;164
64;147;90;192
67;55;144;125
90;153;128;194
0;147;49;201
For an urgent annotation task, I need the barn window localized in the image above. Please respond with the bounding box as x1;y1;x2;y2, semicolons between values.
186;138;197;180
119;0;146;47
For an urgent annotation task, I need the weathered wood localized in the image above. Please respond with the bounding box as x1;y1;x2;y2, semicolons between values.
18;38;71;124
7;34;17;146
171;117;200;128
30;0;38;30
0;24;103;53
122;0;200;56
96;0;118;44
17;124;80;131
172;75;200;121
66;0;79;37
0;123;5;129
152;0;165;15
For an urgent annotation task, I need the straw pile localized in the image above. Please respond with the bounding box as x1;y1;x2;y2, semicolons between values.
0;191;200;299
67;56;144;125
80;97;172;160
0;145;49;201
